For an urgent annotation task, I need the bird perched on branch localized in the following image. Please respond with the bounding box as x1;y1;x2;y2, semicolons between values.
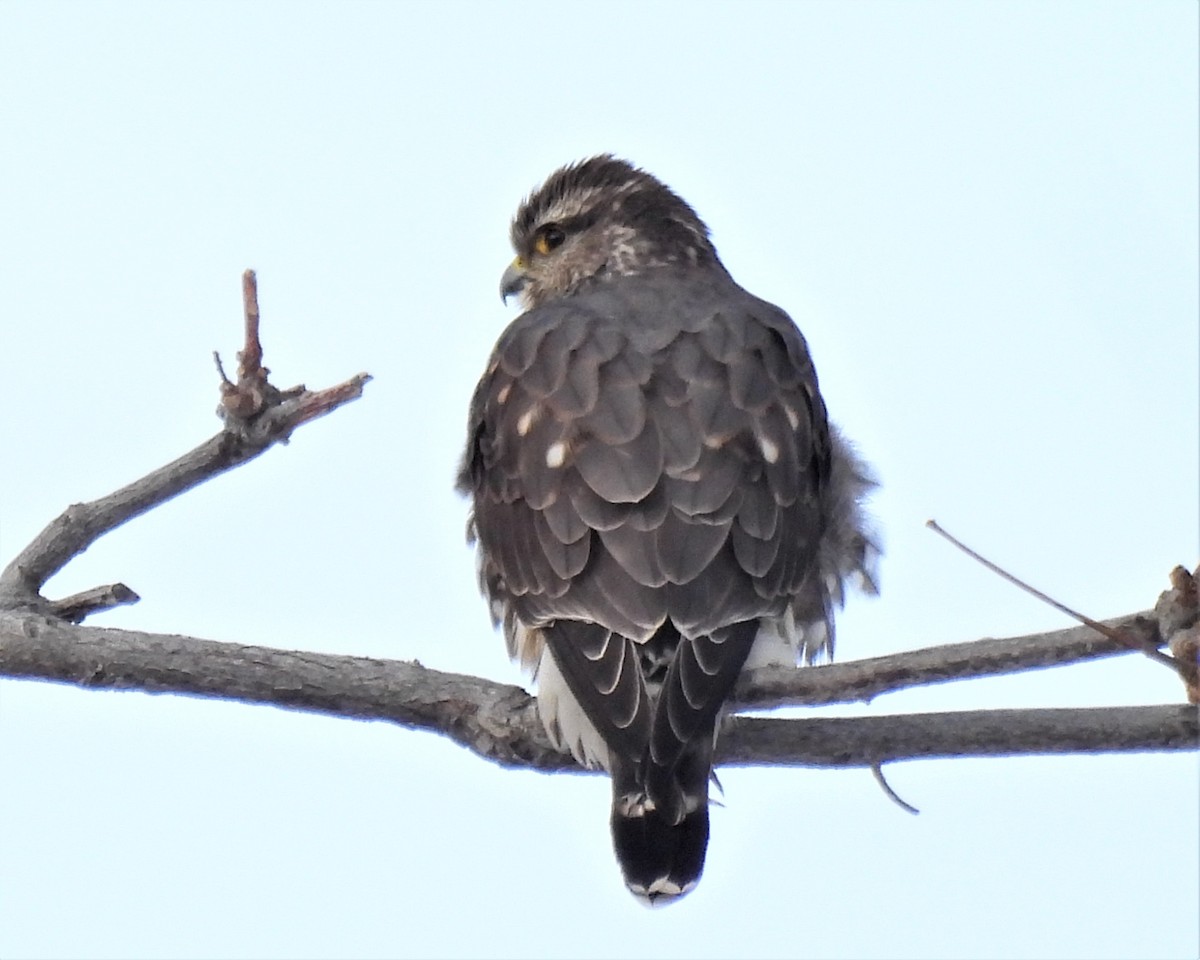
458;156;877;904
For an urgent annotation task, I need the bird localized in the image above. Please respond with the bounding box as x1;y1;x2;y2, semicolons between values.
458;156;877;904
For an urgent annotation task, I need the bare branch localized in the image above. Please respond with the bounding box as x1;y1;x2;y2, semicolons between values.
1;615;1195;772
47;583;140;623
736;612;1162;709
872;763;921;814
216;268;303;420
0;380;368;612
0;614;571;771
1160;565;1200;704
721;706;1199;767
0;271;370;613
927;519;1182;672
238;268;264;380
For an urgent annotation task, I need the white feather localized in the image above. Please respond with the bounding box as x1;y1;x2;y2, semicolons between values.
534;645;610;771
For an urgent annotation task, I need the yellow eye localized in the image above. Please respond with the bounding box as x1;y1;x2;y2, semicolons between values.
534;225;566;256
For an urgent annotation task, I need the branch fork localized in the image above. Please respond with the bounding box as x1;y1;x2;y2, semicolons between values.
0;269;370;617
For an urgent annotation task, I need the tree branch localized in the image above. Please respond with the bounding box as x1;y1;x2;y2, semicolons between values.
722;705;1198;767
1;613;1195;772
735;612;1164;709
0;270;370;613
925;519;1179;669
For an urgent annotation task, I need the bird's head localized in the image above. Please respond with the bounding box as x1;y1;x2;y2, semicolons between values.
500;155;720;309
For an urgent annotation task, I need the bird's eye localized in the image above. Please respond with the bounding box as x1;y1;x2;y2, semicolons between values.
534;225;566;256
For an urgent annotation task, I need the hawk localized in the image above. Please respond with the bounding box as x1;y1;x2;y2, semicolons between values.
458;156;876;904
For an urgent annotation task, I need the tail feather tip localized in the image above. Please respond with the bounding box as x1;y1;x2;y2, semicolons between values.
611;801;709;906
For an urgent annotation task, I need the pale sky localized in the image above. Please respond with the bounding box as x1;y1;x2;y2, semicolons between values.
1;3;1197;958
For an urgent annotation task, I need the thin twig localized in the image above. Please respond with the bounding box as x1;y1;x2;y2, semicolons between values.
290;374;374;429
871;763;920;815
213;351;233;385
239;269;263;379
926;520;1180;672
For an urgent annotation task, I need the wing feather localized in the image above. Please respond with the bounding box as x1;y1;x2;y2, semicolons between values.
460;270;855;766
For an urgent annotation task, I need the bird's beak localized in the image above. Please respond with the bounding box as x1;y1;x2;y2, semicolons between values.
500;258;528;304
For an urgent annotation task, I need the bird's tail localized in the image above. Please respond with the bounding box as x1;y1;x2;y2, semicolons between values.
609;620;758;904
609;745;713;905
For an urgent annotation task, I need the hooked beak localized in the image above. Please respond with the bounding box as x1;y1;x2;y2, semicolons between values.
500;258;528;304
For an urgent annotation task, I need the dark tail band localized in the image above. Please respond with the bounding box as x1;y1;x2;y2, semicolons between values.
611;796;709;905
